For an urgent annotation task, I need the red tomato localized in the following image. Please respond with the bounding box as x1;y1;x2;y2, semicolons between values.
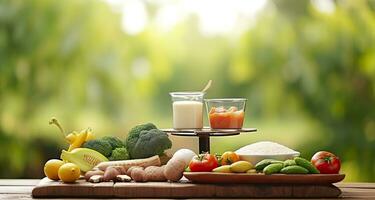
189;153;218;172
311;151;341;174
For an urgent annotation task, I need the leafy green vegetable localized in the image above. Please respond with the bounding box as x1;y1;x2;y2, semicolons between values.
125;123;171;159
108;147;129;161
125;123;157;157
84;136;126;160
82;139;112;157
102;136;125;149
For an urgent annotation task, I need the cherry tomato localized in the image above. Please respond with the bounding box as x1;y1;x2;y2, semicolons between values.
220;151;240;165
189;153;218;172
311;151;341;174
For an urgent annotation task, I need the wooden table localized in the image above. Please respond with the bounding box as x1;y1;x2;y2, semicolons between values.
1;179;374;199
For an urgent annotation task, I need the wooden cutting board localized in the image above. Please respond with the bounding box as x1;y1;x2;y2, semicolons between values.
32;177;342;198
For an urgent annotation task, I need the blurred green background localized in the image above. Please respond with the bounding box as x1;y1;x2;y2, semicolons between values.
0;0;374;182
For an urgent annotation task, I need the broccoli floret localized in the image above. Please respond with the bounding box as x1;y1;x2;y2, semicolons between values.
102;136;125;149
82;139;112;157
125;123;157;157
109;147;130;161
126;128;172;159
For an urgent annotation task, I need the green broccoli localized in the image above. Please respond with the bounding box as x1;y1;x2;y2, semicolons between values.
125;123;157;157
102;136;125;149
126;127;172;159
82;139;112;157
109;147;130;161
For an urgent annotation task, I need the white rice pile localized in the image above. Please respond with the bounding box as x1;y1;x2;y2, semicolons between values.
236;141;299;155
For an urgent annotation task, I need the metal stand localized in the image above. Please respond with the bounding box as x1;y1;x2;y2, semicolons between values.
161;127;257;153
198;135;210;153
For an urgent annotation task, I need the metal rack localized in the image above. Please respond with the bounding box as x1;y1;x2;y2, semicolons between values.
161;127;257;153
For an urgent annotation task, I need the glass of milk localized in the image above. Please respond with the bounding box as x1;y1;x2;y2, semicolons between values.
170;92;205;129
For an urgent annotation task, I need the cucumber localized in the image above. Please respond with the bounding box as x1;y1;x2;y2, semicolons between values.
294;157;320;174
263;163;284;175
280;165;309;174
283;159;296;167
255;159;283;171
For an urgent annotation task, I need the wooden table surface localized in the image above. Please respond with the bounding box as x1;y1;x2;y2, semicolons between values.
1;179;374;199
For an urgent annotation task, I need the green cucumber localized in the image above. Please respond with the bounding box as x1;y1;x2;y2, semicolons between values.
294;157;320;174
263;163;284;175
280;165;309;174
283;159;296;167
255;159;283;171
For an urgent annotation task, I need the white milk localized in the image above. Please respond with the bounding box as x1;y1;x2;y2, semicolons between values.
172;101;203;129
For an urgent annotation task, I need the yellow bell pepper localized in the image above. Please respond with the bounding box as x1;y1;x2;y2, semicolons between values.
67;129;88;152
50;118;94;152
65;132;77;144
85;128;94;141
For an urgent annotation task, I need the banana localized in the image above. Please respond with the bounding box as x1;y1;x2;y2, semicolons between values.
230;161;253;173
213;165;232;173
246;169;257;173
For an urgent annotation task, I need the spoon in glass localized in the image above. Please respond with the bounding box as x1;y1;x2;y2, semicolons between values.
201;80;212;93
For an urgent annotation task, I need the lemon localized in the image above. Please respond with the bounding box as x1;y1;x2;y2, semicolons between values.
44;159;64;180
58;163;81;183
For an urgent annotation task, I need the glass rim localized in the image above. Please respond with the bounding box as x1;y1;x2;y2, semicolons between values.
204;98;247;102
170;92;205;96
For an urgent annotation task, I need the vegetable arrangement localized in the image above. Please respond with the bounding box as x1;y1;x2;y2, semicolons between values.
187;150;341;176
43;119;172;183
42;117;342;185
